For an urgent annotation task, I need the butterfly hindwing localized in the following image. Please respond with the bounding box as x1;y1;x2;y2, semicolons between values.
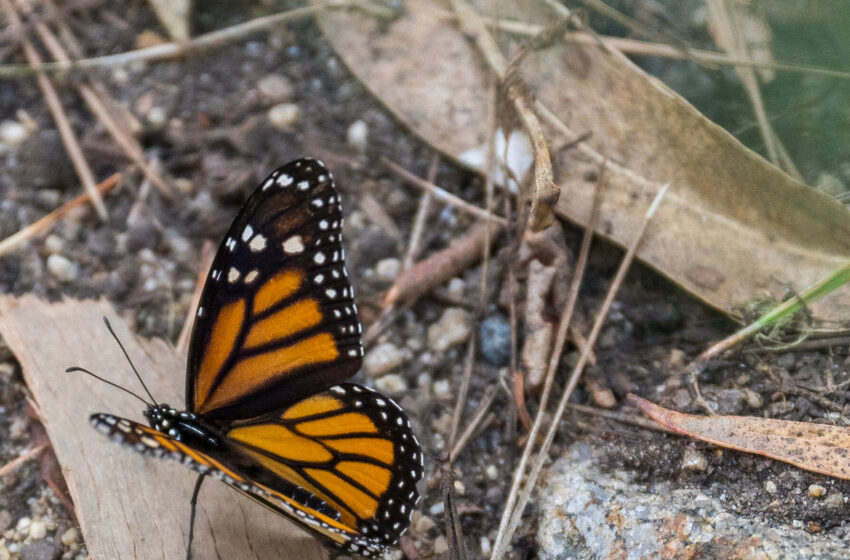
226;383;424;546
186;159;363;421
90;413;386;557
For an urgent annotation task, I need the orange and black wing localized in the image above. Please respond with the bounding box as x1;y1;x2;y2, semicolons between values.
225;383;424;547
90;413;389;557
186;158;363;421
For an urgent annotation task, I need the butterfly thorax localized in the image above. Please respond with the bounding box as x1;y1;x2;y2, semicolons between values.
144;405;220;448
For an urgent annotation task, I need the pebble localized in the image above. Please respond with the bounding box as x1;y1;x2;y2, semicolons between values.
28;520;46;540
0;510;11;532
808;484;827;498
742;388;764;409
485;464;499;481
46;254;78;283
20;540;60;560
0;119;29;147
257;74;294;102
147;106;167;129
413;515;436;534
453;480;466;495
713;389;745;415
479;314;511;367
432;535;449;555
374;257;401;281
363;343;406;377
427;308;471;351
480;536;492;556
268;103;301;131
446;277;465;299
43;234;64;254
764;480;777;494
681;448;708;472
823;493;844;511
432;379;452;401
0;545;8;560
60;527;78;547
429;502;445;516
374;374;408;395
347;120;369;152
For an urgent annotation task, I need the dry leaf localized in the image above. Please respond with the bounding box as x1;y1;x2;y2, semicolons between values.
630;394;850;480
316;0;850;324
148;0;190;42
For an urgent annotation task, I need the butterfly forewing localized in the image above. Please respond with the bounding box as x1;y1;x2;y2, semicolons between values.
186;159;363;421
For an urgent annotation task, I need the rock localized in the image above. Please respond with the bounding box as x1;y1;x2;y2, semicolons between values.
374;258;401;282
427;308;471;352
485;464;499;481
28;519;46;540
480;536;492;556
681;447;708;472
374;374;408;395
363;343;406;377
432;535;449;555
0;119;29;147
19;540;60;560
43;235;64;254
713;388;745;415
268;103;301;131
823;493;844;512
742;388;764;409
808;484;827;498
257;74;294;102
413;515;436;534
538;442;850;560
764;480;777;494
60;527;79;547
432;379;451;401
146;106;167;129
347;120;369;152
46;255;78;283
478;314;511;367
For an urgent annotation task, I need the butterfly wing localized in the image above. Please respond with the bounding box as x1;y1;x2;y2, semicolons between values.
186;158;363;421
225;383;424;547
90;413;388;557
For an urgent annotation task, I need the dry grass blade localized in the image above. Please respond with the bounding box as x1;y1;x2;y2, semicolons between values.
402;153;440;270
0;174;121;257
440;460;468;560
2;0;108;219
0;445;46;478
491;182;670;560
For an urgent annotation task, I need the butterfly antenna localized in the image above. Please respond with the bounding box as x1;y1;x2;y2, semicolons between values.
65;366;150;406
102;316;158;406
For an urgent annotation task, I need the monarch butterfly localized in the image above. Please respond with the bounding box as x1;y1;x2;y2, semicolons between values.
70;158;423;558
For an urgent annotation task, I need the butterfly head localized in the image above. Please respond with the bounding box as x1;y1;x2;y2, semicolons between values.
144;405;218;447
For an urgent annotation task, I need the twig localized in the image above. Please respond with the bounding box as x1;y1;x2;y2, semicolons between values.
450;384;498;463
383;220;504;308
175;241;216;354
449;0;557;231
491;161;605;559
0;445;46;478
492;183;670;560
381;157;507;225
2;0;107;219
31;2;172;197
439;459;468;560
402;153;440;270
566;402;678;435
0;1;372;77
0;174;121;257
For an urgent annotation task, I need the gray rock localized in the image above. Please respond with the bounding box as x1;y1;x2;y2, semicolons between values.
479;314;511;367
538;442;850;560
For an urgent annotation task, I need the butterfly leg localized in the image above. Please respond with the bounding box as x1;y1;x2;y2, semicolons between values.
186;473;207;560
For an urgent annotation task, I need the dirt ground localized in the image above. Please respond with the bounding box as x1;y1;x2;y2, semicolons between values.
1;1;850;559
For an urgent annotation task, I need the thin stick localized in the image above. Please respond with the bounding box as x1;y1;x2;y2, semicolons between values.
0;173;121;257
491;183;670;560
0;2;364;78
0;445;46;478
2;0;107;219
490;162;605;559
402;154;439;270
381;157;507;225
175;241;216;354
30;5;172;197
449;384;498;463
566;402;677;435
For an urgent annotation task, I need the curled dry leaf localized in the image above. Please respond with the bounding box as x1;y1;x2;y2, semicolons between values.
630;394;850;480
317;0;850;323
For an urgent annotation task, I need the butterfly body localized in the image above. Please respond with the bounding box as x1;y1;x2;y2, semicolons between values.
85;159;423;557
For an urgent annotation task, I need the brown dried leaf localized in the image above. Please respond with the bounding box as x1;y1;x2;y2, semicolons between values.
317;0;850;324
630;394;850;480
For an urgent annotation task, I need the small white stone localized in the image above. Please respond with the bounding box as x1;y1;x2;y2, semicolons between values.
433;535;449;555
480;536;492;556
453;480;466;495
681;448;708;472
374;374;408;395
61;527;79;547
764;480;777;494
44;234;64;254
257;74;294;102
364;343;406;377
433;379;451;401
46;254;78;283
28;519;46;540
809;484;827;498
485;464;499;481
446;277;466;299
0;119;29;147
268;103;301;131
413;514;435;534
375;258;401;282
347;119;369;152
147;106;167;129
16;516;31;532
427;308;471;352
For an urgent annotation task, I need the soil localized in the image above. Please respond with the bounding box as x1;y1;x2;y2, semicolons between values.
1;1;849;559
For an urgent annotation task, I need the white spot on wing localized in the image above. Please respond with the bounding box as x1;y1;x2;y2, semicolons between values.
245;270;259;284
228;267;241;283
249;234;267;252
242;225;254;241
282;235;304;255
